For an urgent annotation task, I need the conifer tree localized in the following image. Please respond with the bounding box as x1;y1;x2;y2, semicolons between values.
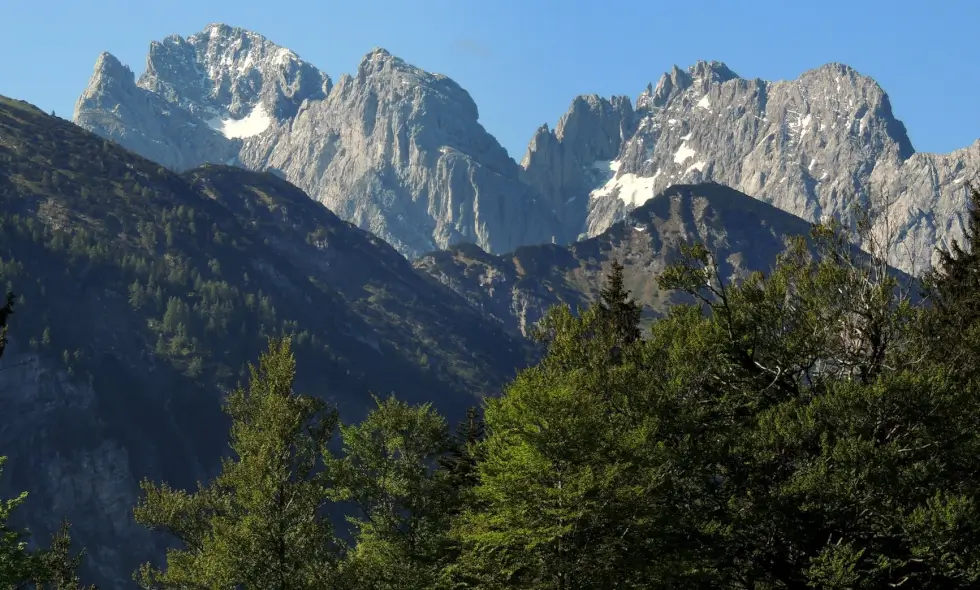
922;184;980;371
437;406;485;497
32;520;97;589
597;259;642;348
133;337;342;590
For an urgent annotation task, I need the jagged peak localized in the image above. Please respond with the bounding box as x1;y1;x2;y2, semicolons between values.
349;46;480;119
356;46;414;76
688;60;740;82
190;22;270;44
92;51;134;82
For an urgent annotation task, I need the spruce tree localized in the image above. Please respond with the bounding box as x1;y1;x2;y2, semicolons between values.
597;259;642;347
32;520;97;589
922;184;980;370
133;337;342;590
436;406;485;497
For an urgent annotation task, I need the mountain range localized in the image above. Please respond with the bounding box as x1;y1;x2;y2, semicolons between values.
0;20;974;590
74;23;979;273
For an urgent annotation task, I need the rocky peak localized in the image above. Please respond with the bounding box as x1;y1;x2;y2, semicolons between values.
797;62;914;159
91;52;135;87
519;94;636;234
689;60;739;85
138;23;330;122
346;47;481;124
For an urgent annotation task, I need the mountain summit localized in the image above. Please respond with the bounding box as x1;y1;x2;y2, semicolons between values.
73;24;564;259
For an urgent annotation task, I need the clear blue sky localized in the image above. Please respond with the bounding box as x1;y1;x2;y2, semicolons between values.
2;0;977;159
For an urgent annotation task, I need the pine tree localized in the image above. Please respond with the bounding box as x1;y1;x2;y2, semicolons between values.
437;406;485;498
32;520;97;589
597;259;642;348
133;337;342;590
922;184;980;370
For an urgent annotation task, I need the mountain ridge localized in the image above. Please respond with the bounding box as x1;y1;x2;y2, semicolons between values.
74;24;565;260
414;181;844;337
72;24;980;273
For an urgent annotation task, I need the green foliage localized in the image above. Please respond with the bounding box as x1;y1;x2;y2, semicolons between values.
921;184;980;376
0;457;33;589
133;337;342;590
596;258;642;349
31;521;98;590
331;396;456;590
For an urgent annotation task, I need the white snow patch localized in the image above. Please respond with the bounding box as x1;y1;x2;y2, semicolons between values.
789;112;813;134
685;161;707;175
808;158;816;171
696;95;711;109
589;160;657;207
953;177;966;184
673;144;697;164
680;131;693;141
667;118;678;126
206;104;273;139
633;225;648;232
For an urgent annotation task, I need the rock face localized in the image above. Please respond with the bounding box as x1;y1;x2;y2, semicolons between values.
414;182;832;337
73;25;563;260
521;61;979;273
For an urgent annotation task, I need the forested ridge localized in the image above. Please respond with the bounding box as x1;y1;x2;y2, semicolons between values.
6;180;980;588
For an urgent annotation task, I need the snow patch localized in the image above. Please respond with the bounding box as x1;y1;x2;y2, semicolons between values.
206;103;273;139
589;160;657;207
673;144;697;164
696;95;711;109
685;161;707;175
680;131;693;141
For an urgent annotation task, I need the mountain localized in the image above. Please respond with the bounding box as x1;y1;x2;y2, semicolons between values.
73;24;564;260
521;61;980;273
415;182;832;337
0;95;530;589
74;27;979;274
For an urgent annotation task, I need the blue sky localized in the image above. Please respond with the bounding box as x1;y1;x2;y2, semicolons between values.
2;0;977;159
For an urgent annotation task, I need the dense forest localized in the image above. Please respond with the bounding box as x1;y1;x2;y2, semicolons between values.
3;185;980;588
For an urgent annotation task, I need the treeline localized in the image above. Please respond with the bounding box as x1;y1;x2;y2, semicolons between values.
5;189;980;588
